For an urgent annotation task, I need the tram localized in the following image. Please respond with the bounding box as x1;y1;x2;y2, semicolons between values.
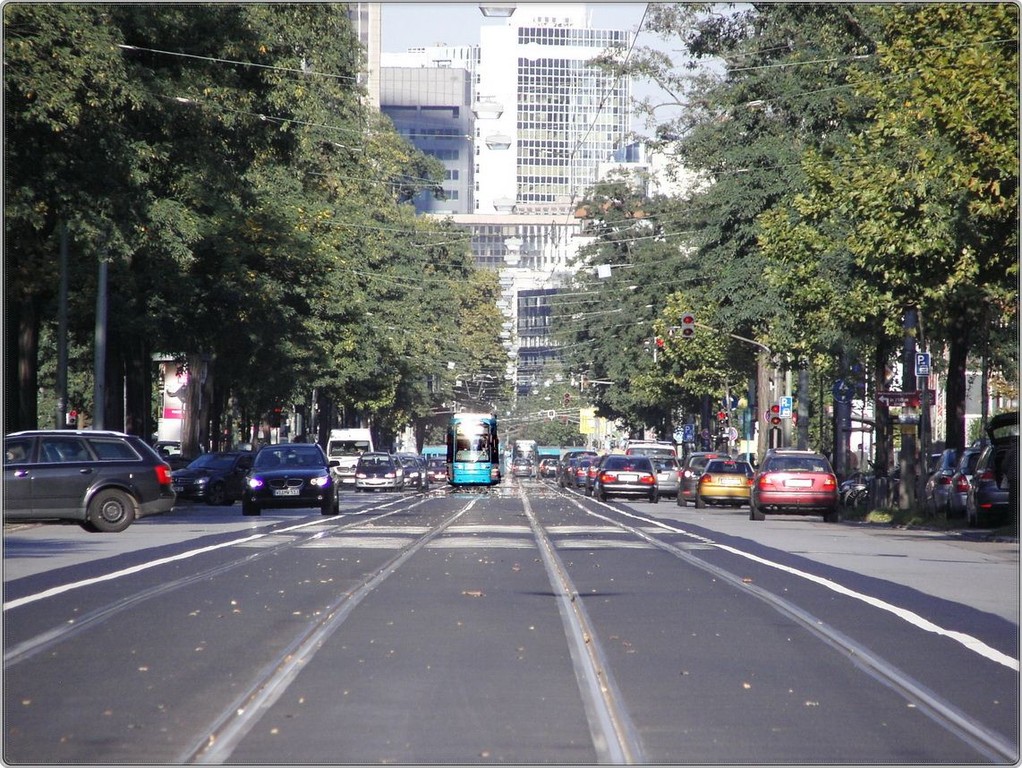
446;412;501;486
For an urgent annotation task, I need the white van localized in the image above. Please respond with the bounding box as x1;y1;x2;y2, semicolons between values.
326;428;374;485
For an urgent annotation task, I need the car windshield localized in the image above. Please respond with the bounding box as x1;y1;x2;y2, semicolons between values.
604;457;651;472
329;440;371;458
256;447;322;468
188;453;236;470
705;460;753;476
653;458;678;471
359;454;394;468
767;456;832;473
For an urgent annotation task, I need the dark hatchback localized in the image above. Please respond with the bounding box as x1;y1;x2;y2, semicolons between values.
242;443;339;516
967;411;1018;527
171;451;254;506
591;454;658;503
4;429;176;532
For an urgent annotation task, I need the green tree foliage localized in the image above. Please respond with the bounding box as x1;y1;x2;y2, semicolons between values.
758;3;1019;450
4;5;501;448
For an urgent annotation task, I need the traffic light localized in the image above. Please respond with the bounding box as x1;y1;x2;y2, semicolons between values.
680;312;695;338
717;410;728;423
563;392;571;406
769;404;782;426
655;336;665;348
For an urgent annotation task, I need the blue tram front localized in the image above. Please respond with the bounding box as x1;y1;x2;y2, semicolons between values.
446;412;501;486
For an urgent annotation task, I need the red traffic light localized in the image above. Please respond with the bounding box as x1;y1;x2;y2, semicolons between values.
680;313;695;337
768;404;781;425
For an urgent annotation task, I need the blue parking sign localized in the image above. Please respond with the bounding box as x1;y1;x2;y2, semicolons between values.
915;353;931;377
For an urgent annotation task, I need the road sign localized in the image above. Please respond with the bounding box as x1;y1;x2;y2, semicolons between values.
682;424;695;443
876;390;936;408
727;426;739;442
832;379;854;404
779;396;793;418
915;353;931;377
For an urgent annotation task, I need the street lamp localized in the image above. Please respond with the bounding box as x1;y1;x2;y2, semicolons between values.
479;3;515;17
485;133;512;150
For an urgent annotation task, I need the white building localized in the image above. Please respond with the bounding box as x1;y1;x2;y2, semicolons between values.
381;4;633;393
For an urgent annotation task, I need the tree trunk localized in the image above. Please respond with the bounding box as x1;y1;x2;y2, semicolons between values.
944;334;969;452
16;297;40;432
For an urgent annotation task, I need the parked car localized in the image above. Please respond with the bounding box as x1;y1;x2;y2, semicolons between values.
572;457;598;489
396;453;430;491
354;452;404;492
242;443;338;516
966;411;1018;528
512;457;535;478
152;440;206;471
695;458;754;508
750;449;839;522
425;457;448;483
677;452;723;506
171;451;254;505
947;446;986;518
558;450;597;487
923;448;960;517
538;457;560;479
591;454;658;503
651;456;681;499
4;429;176;532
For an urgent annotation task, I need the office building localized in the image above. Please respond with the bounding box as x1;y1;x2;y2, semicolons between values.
379;4;632;393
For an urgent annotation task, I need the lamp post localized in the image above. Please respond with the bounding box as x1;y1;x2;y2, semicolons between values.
479;3;515;17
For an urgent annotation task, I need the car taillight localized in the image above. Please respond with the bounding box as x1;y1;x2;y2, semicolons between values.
700;474;712;485
155;464;173;485
600;471;616;483
938;476;952;486
639;474;655;485
822;475;837;490
954;476;970;492
977;469;995;482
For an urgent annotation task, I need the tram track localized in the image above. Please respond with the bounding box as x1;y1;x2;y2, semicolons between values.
547;484;1019;764
182;497;479;764
3;493;434;668
3;480;1015;764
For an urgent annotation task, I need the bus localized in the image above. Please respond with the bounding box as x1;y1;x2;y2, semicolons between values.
446;412;501;486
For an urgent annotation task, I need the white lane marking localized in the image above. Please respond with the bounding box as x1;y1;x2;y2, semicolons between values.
3;512;390;611
606;506;1020;672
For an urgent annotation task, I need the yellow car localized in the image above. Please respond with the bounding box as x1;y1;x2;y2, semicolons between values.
695;459;755;508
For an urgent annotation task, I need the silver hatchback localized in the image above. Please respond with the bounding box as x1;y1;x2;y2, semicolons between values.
651;456;680;498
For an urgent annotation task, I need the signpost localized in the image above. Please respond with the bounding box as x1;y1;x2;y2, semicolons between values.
876;390;936;408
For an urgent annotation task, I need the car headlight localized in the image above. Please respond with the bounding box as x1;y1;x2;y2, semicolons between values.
196;477;209;485
309;475;330;487
247;477;264;490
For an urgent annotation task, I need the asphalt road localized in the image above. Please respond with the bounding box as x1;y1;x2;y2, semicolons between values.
3;479;1018;764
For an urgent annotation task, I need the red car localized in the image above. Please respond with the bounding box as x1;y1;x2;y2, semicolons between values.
750;449;839;522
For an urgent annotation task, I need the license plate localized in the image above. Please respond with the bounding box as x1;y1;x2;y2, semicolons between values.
619;473;638;481
172;485;184;493
786;479;812;488
720;477;741;486
273;487;300;496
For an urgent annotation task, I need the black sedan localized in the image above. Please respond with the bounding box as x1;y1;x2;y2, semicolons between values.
242;444;339;516
171;451;253;506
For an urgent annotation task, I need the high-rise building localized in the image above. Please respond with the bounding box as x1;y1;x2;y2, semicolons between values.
475;4;631;216
379;4;632;394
